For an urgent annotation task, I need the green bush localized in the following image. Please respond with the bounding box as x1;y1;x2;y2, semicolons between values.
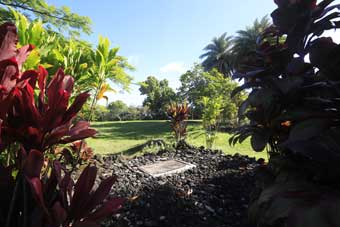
230;0;340;226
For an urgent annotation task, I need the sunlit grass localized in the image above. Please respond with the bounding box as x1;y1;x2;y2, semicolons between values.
86;120;266;160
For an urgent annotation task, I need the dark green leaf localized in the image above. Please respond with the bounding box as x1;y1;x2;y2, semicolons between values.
288;118;331;142
251;131;268;152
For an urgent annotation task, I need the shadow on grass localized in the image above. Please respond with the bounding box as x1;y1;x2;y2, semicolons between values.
93;121;170;140
93;120;202;141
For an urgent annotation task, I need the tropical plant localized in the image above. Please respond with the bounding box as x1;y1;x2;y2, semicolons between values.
232;16;271;70
0;0;91;35
87;36;134;121
139;76;177;119
200;33;234;76
0;22;123;227
202;96;223;149
58;140;94;166
167;102;190;143
179;65;245;125
230;0;340;226
10;9;58;70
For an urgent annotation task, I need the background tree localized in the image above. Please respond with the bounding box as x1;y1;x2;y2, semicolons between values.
178;64;245;125
200;33;234;76
107;100;129;121
201;96;224;149
0;0;91;35
232;16;270;69
139;76;176;119
178;64;207;118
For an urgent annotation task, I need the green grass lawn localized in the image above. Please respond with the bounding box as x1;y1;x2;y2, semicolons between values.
86;120;267;160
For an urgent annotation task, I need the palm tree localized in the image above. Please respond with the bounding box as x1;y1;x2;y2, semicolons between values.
232;16;271;69
200;33;234;77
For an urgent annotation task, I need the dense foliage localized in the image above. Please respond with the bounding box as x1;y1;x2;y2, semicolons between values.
7;11;134;122
0;23;123;227
178;65;245;125
139;76;177;119
0;0;91;35
230;0;340;226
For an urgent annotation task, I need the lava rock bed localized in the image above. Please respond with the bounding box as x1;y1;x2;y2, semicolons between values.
94;144;258;227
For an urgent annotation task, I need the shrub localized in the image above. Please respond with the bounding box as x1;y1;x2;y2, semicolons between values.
0;23;123;227
167;102;190;143
202;96;223;149
230;0;340;226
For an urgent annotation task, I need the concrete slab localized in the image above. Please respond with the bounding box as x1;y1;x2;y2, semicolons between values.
138;159;196;177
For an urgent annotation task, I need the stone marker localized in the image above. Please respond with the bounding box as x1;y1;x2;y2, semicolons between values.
138;159;196;177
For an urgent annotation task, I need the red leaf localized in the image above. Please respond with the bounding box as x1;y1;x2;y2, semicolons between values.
20;86;42;130
47;68;65;108
37;65;47;110
62;92;90;123
43;89;71;132
53;160;63;183
84;176;117;214
0;23;18;61
24;149;43;178
61;128;97;144
20;69;38;89
44;122;71;148
62;75;74;93
70;165;97;221
59;172;73;209
0;58;19;92
16;44;34;70
51;201;67;225
86;198;125;222
26;177;49;215
58;121;96;144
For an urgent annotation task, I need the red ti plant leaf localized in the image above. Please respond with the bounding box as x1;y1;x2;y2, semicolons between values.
83;176;117;215
69;165;97;221
85;197;125;222
59;171;73;209
27;177;49;215
0;23;18;61
51;201;67;226
23;149;44;178
59;121;97;144
20;69;39;89
62;92;91;123
46;68;68;109
37;65;47;111
6;66;95;151
16;44;34;70
23;149;49;214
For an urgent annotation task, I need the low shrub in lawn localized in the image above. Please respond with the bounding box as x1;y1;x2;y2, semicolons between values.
167;102;190;143
0;23;123;227
231;0;340;226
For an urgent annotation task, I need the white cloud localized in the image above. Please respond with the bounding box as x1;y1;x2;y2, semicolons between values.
160;62;187;74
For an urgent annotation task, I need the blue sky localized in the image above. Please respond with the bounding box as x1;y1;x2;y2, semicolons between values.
48;0;277;106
